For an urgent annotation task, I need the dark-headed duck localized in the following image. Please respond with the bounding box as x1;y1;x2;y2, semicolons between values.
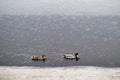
63;53;80;61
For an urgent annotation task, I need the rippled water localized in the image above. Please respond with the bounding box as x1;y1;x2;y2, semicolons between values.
0;15;120;67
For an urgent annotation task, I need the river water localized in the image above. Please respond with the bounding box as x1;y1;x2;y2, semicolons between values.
0;15;120;67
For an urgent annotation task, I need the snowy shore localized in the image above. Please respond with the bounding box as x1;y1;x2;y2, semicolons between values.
0;66;120;80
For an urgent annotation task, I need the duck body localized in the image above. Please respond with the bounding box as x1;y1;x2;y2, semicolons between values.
31;55;47;61
63;53;80;61
63;54;76;59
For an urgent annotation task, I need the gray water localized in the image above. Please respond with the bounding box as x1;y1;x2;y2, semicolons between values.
0;15;120;67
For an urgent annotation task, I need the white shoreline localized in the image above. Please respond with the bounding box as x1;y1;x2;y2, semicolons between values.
0;66;120;80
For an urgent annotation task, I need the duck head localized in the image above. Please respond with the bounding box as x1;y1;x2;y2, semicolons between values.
75;53;79;61
42;55;47;61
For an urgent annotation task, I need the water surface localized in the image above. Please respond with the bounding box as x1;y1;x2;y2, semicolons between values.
0;15;120;67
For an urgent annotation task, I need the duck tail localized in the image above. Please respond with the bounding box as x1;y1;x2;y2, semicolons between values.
63;55;66;58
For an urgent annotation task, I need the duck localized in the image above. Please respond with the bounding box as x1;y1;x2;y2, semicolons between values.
31;55;47;61
63;53;80;61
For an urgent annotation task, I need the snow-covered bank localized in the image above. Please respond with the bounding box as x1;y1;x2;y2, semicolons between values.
0;66;120;80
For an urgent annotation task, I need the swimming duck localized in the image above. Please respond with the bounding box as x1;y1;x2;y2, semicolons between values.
63;53;80;61
31;55;47;61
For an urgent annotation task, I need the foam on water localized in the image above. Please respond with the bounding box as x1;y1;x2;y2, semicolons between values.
0;66;120;80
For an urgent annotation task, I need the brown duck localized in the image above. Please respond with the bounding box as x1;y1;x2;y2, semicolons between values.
31;55;47;61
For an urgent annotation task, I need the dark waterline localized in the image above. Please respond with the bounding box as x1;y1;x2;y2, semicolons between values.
0;15;120;67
